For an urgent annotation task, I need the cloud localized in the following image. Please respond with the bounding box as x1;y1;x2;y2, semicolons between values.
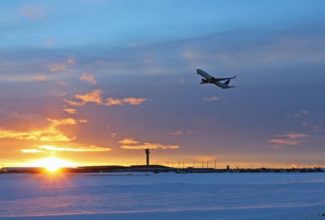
75;89;103;105
39;145;110;152
80;73;97;85
21;145;111;153
119;138;179;150
111;132;117;138
284;133;307;139
170;130;193;136
65;90;146;107
118;138;139;145
203;96;222;102
269;132;307;146
293;110;310;118
32;75;48;82
269;139;300;146
105;98;123;106
65;90;103;106
48;64;66;73
79;119;88;123
67;57;76;65
48;57;75;73
21;149;44;154
0;118;77;142
56;80;71;87
106;97;146;106
64;108;77;114
0;129;74;142
47;118;77;126
170;130;184;136
64;99;85;107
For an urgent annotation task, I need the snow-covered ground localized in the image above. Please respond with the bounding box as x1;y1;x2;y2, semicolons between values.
1;172;325;220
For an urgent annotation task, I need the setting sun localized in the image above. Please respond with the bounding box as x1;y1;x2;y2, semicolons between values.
31;157;76;172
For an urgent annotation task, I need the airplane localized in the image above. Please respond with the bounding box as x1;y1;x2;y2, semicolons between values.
196;69;236;89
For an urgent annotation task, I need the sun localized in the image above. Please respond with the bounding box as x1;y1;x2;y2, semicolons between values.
31;157;76;173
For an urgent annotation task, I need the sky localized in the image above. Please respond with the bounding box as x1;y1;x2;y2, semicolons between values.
1;0;325;168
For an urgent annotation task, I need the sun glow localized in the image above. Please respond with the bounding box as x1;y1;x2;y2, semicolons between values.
31;157;76;172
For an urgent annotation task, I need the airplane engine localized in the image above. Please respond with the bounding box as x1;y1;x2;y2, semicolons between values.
200;79;208;84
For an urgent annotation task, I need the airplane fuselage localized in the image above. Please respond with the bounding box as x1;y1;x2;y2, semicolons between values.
200;78;228;88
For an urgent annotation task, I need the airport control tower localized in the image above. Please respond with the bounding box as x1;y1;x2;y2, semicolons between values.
145;148;150;166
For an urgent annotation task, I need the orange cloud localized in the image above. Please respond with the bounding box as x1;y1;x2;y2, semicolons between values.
65;90;103;106
48;118;77;126
39;145;110;152
75;89;103;105
32;75;48;82
118;138;139;145
64;108;77;114
21;145;111;153
0;118;77;142
122;97;146;106
80;73;97;85
269;132;307;146
106;97;146;106
0;130;55;141
79;119;88;123
105;98;123;106
119;138;179;150
65;90;146;107
64;99;85;107
269;139;300;146
21;149;45;154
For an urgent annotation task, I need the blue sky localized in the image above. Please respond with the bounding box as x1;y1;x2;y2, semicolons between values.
2;0;325;49
1;0;325;167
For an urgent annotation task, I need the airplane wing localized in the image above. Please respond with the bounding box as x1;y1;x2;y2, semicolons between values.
196;69;214;80
214;76;237;81
197;69;236;81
